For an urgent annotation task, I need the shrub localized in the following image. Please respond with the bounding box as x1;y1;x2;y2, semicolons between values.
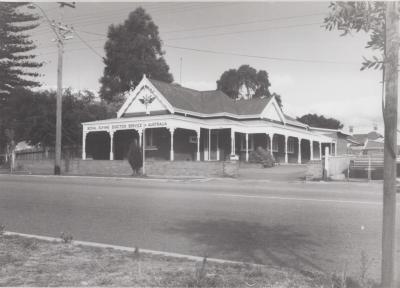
249;146;275;168
127;140;143;175
60;232;73;244
20;238;38;250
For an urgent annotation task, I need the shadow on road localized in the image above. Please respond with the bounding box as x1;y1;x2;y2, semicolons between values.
164;219;323;273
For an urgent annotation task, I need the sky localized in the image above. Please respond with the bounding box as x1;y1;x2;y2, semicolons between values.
29;1;385;134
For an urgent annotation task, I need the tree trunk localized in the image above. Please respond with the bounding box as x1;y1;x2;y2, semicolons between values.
381;2;398;287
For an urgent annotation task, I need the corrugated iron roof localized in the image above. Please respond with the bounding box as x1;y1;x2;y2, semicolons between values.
364;140;384;150
351;131;383;144
149;79;271;116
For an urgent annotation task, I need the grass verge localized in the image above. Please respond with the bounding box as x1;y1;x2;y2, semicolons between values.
0;234;373;287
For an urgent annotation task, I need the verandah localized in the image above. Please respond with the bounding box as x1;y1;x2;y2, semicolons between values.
81;114;336;164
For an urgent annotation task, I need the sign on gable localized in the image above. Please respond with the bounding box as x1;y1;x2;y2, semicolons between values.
124;86;167;116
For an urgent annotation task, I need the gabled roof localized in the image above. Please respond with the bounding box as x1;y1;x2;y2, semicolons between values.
283;114;308;128
364;139;384;150
149;79;272;116
350;131;383;145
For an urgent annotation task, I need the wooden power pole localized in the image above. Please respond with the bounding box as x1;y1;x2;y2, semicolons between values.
53;4;74;175
54;31;64;175
28;3;74;175
382;2;398;287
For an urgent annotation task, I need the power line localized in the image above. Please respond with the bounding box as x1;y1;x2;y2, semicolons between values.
34;20;324;51
164;22;322;41
162;12;325;34
73;30;104;59
74;11;325;38
61;21;322;49
164;44;360;65
33;4;320;46
74;29;104;37
63;3;205;23
31;3;180;33
46;3;231;31
36;42;359;66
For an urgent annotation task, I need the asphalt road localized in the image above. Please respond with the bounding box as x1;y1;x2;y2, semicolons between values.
0;174;399;281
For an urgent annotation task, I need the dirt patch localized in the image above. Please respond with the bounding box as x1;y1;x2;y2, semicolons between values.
0;234;335;287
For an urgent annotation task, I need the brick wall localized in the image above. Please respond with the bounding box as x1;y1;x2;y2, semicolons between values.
146;160;225;177
69;160;132;176
15;159;239;178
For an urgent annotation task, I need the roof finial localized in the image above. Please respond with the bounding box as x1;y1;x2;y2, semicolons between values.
143;74;147;80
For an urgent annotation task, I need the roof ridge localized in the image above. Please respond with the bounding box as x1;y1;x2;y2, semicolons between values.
148;77;273;116
148;78;202;94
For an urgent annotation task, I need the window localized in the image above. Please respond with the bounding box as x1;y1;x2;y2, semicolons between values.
144;129;157;150
287;138;295;154
189;136;198;144
240;134;254;151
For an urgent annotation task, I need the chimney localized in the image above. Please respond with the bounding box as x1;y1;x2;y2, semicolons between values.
349;125;354;134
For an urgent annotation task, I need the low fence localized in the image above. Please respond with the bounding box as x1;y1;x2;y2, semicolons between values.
15;147;81;161
324;154;400;180
13;159;239;178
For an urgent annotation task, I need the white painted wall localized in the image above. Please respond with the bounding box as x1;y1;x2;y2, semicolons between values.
124;87;167;115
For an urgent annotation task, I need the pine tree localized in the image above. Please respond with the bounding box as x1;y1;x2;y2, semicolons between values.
0;2;42;156
0;2;42;97
99;7;173;104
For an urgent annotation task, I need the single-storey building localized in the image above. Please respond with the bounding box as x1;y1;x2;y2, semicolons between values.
81;75;336;164
308;127;352;155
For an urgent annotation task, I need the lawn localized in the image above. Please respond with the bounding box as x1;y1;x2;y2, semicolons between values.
0;233;343;287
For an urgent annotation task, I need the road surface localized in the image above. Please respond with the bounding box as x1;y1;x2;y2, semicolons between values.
0;174;399;280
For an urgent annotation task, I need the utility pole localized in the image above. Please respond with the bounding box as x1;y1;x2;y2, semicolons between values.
53;3;74;175
54;27;63;175
29;3;74;175
381;2;398;287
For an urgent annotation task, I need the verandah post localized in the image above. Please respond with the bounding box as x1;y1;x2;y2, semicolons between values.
297;138;301;164
109;130;114;160
310;139;314;161
169;127;175;161
245;133;249;162
137;129;143;148
196;129;200;161
284;135;288;164
270;133;274;155
319;142;322;160
208;128;211;161
82;131;87;160
230;129;235;156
